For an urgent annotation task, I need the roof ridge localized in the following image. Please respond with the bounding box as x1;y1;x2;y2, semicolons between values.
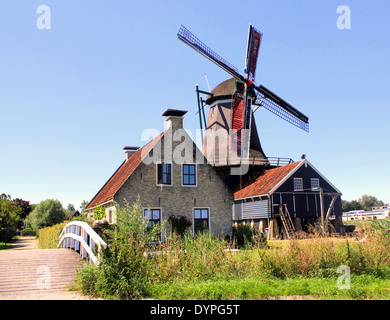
85;131;166;210
233;161;302;200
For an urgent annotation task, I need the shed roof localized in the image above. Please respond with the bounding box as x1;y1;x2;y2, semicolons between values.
86;132;165;210
233;161;303;200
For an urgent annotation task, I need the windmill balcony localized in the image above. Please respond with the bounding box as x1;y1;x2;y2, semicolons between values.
207;156;294;168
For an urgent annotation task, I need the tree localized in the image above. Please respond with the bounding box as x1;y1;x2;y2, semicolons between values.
0;199;22;240
359;195;384;211
342;200;363;212
66;203;75;212
27;199;65;230
342;195;385;212
80;200;89;214
0;193;12;201
13;198;32;223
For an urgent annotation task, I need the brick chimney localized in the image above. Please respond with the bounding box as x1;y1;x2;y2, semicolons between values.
123;146;140;161
161;109;188;131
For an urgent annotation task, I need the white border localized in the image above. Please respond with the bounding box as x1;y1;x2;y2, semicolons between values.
156;162;173;187
293;177;304;191
181;163;198;187
143;207;163;241
310;178;320;191
192;207;211;234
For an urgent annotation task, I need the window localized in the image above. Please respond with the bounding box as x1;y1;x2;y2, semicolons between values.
293;178;303;191
143;208;161;241
311;178;320;190
143;208;161;229
193;208;209;234
182;164;196;186
157;163;172;185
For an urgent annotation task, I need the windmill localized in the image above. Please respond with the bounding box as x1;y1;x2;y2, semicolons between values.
177;24;309;168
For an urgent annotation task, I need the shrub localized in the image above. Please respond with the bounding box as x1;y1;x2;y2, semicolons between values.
232;224;267;248
38;222;67;249
75;198;164;299
168;215;192;236
20;228;36;236
93;206;105;220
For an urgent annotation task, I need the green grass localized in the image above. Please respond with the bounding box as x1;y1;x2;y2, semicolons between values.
0;242;12;250
148;275;390;300
73;203;390;300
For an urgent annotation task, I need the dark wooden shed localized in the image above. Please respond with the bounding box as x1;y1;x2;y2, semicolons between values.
233;159;344;237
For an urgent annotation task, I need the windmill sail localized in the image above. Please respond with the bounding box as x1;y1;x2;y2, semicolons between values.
254;85;309;132
177;23;309;144
242;25;263;158
245;25;263;82
177;25;245;82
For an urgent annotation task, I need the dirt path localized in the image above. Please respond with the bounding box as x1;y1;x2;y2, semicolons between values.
0;236;96;300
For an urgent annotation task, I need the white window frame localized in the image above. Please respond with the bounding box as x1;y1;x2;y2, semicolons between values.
193;207;210;234
293;177;304;191
311;178;320;191
182;163;197;187
143;207;162;241
156;162;173;186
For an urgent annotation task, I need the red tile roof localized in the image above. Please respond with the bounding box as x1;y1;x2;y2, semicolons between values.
86;132;165;209
233;161;303;200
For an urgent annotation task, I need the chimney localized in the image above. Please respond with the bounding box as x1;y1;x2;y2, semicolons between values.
161;109;188;131
123;146;140;161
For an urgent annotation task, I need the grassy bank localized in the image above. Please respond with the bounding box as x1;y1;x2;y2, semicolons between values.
148;275;390;300
73;201;390;299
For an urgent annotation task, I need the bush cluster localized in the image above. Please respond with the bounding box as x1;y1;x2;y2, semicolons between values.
38;222;67;249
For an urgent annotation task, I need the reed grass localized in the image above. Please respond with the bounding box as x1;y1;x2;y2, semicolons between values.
74;201;390;300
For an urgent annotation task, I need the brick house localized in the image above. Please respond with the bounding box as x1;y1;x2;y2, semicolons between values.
85;109;234;237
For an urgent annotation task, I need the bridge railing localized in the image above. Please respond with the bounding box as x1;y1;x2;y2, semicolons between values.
58;221;107;265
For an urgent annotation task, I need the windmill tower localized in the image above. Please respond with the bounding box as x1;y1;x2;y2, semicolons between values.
177;25;309;176
202;77;267;166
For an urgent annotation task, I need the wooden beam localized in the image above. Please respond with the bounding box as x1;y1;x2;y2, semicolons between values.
320;188;325;230
324;195;338;231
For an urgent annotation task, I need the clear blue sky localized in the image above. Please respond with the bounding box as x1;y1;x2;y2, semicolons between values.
1;0;389;209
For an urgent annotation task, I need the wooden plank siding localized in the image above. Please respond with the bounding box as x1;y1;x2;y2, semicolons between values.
233;159;342;221
233;197;270;221
270;162;342;218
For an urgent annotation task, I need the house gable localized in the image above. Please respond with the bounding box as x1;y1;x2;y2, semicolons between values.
85;131;166;210
272;160;342;195
86;113;234;236
113;127;234;236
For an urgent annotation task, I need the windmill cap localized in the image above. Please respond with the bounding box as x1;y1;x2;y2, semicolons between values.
161;109;188;117
206;78;256;105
